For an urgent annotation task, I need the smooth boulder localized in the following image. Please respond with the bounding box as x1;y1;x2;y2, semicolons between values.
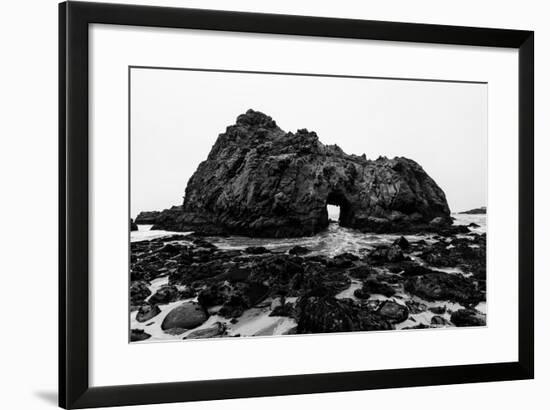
161;302;209;331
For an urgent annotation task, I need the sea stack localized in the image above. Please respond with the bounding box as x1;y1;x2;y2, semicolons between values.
152;109;451;237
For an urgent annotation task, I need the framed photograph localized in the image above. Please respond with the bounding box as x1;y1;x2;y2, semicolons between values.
59;1;534;408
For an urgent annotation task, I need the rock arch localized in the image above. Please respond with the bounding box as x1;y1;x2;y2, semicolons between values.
152;110;451;237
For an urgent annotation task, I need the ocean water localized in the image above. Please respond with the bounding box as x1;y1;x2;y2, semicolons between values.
130;212;487;341
132;212;486;256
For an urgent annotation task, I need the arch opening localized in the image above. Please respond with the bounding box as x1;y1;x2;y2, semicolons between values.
327;204;340;224
325;191;353;227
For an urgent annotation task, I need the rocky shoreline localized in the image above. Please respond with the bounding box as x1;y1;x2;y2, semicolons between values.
130;219;486;342
459;207;487;215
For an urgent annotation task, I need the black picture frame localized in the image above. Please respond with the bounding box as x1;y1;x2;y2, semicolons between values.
59;1;534;408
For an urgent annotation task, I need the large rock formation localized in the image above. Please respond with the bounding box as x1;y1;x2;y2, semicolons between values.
152;109;451;237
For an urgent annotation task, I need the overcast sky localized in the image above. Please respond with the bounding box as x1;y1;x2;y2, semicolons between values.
130;68;487;218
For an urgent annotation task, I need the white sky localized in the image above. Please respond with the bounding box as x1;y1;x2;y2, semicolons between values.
130;68;487;218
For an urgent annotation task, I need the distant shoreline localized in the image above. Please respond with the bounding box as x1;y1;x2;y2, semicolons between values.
458;207;487;215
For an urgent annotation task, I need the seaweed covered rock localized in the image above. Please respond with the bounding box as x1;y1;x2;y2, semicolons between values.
130;280;151;307
362;278;396;297
148;285;182;305
348;265;377;279
295;296;392;333
295;296;359;333
136;304;161;323
152;109;451;237
368;244;407;264
198;281;269;319
404;272;484;306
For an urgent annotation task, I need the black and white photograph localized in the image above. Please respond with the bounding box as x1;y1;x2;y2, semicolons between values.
129;67;488;342
1;0;541;408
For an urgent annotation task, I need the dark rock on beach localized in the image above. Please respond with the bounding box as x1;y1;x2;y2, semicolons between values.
179;287;196;299
431;315;448;326
161;302;209;332
244;246;270;255
184;322;227;339
393;236;410;250
353;288;371;299
218;295;249;318
368;245;407;264
289;245;310;255
450;308;486;327
428;305;447;315
348;265;376;279
405;300;428;314
150;109;452;237
198;281;269;319
198;282;233;307
334;252;360;262
130;329;151;342
288;263;350;297
377;300;409;323
404;272;484;306
362;278;396;297
295;296;359;333
357;310;393;331
136;304;161;323
269;300;295;317
130;219;138;231
377;300;409;324
130;280;151;308
295;296;393;333
234;282;270;308
148;285;182;305
419;235;487;281
158;243;183;256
